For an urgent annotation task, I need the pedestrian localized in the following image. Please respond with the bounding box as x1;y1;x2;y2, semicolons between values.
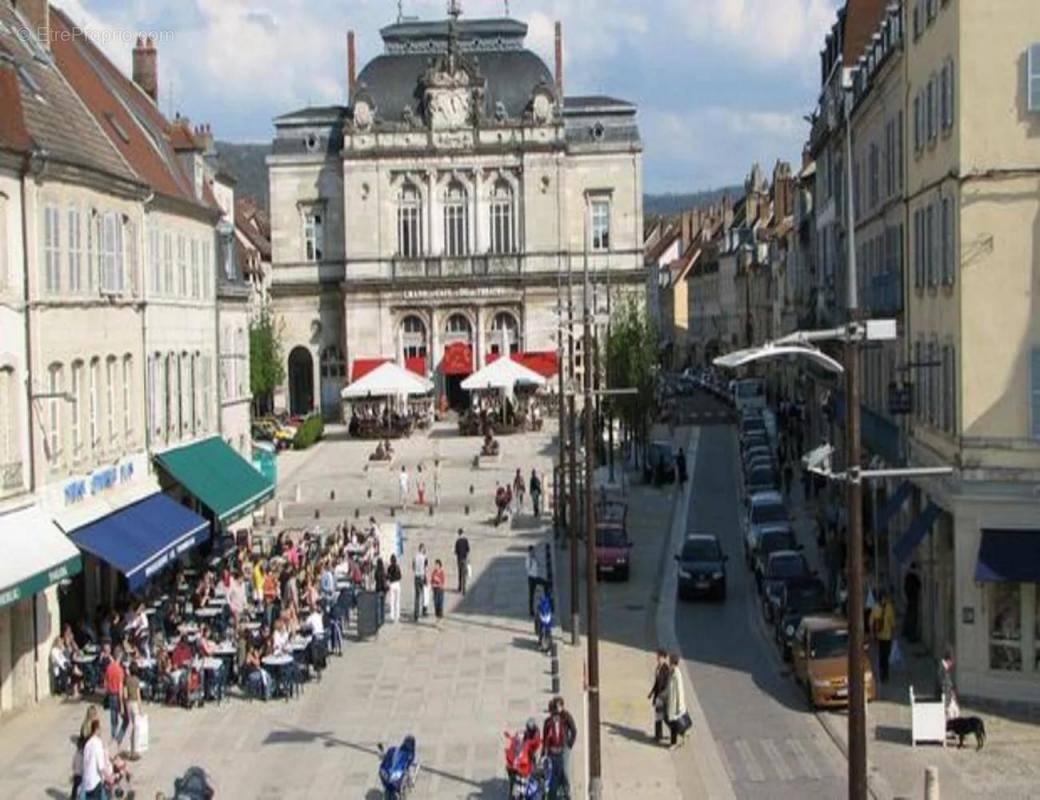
387;554;402;623
71;705;100;798
80;717;111;799
648;650;670;742
416;465;427;505
104;645;126;746
513;468;526;514
676;448;687;485
125;663;144;760
495;483;508;526
433;459;442;506
871;589;896;684
903;562;922;642
431;560;446;621
664;653;688;749
374;557;388;627
454;528;470;594
412;543;428;621
526;546;540;617
937;648;959;720
398;465;410;509
529;469;542;518
543;696;577;798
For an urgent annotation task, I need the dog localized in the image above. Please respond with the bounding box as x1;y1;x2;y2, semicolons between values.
946;716;986;750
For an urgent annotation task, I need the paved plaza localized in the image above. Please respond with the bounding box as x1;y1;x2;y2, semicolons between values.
0;422;559;798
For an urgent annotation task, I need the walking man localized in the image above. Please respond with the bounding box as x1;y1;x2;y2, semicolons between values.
513;468;526;515
454;528;470;594
530;469;542;518
387;554;402;623
433;459;442;506
412;543;428;621
648;650;670;742
398;465;410;510
543;696;577;798
526;546;540;617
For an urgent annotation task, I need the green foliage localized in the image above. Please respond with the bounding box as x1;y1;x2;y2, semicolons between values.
250;305;285;407
292;415;325;450
607;296;658;436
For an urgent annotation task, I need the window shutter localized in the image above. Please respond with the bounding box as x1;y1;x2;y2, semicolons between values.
1031;348;1040;439
1029;44;1040;113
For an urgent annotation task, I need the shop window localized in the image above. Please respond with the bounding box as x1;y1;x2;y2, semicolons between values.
990;583;1022;671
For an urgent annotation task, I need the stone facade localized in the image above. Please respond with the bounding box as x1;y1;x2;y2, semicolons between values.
268;14;644;416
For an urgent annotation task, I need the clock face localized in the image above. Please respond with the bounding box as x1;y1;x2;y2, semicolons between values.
429;89;471;129
354;101;372;129
532;94;551;123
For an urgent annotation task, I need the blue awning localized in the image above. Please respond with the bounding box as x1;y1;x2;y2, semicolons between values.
70;493;210;591
893;503;941;563
877;481;912;531
975;530;1040;582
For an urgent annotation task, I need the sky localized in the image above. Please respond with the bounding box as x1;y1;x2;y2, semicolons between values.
55;0;843;193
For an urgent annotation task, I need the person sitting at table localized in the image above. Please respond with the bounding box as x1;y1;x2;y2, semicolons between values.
271;618;290;655
61;623;82;658
50;637;82;697
196;625;216;658
155;648;176;705
193;579;211;611
319;559;337;604
304;605;325;638
228;571;247;621
127;602;151;658
242;645;272;701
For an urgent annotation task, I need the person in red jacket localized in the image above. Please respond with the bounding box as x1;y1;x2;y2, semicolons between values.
543;697;577;797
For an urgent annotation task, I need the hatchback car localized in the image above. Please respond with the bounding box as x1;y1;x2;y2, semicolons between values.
743;491;789;559
595;525;632;580
774;578;829;660
676;534;727;601
746;464;779;496
752;529;800;591
791;615;876;709
759;550;812;621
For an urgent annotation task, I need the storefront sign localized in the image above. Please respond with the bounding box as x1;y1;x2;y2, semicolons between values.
399;286;510;301
63;460;136;506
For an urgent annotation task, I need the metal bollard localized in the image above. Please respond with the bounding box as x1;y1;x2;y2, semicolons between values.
330;490;336;501
924;766;939;800
314;509;320;519
390;507;395;518
551;656;559;676
367;488;372;499
354;508;360;519
428;505;434;517
469;485;474;494
464;505;469;516
551;674;560;694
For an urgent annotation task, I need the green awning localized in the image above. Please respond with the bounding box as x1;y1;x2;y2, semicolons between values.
0;504;82;610
154;437;275;525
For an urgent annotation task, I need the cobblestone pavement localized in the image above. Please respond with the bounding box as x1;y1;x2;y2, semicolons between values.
0;421;559;798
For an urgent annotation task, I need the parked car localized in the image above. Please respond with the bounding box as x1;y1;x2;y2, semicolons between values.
646;441;677;485
745;465;779;496
743;491;789;560
774;578;830;660
790;615;876;709
595;525;632;580
752;529;801;592
743;452;774;476
676;533;727;601
760;550;813;622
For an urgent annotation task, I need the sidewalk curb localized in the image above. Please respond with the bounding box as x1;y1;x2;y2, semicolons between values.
815;710;895;800
655;427;738;800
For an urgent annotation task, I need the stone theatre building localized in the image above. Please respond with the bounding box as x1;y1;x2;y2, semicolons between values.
268;8;644;415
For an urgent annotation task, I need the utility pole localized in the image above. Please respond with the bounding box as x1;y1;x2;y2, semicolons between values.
584;207;602;800
568;263;579;647
607;262;615;481
843;83;867;800
556;281;566;540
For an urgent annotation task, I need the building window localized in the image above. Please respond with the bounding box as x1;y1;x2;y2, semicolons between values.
990;583;1022;671
302;205;324;262
941;344;955;434
940;196;954;284
940;58;954;131
444;313;472;342
105;356;117;444
149;227;161;295
927;74;938;143
86;357;99;450
591;198;611;251
191;240;200;299
1030;44;1040;112
0;368;15;475
913;93;923;152
162;233;174;295
190;354;198;435
400;317;427;361
202;240;212;299
125;220;137;296
925;203;935;286
177;235;187;296
489;180;515;254
100;213;124;294
489;311;519;355
43;204;61;293
70;360;83;458
235;330;246;397
170;353;180;438
47;363;63;464
200;354;211;431
868;143;879;210
67;206;82;293
397;183;423;258
122;355;132;440
443;182;469;257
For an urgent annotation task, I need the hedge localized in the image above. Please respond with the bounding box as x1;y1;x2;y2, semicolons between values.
292;415;325;450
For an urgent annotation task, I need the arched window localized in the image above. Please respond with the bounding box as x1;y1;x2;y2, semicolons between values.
489;179;515;254
397;182;423;258
122;355;132;440
47;362;64;464
400;316;428;360
320;345;346;378
70;360;83;458
443;181;469;257
444;313;472;342
489;311;520;355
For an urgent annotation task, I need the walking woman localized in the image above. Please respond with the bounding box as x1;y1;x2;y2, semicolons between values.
374;557;388;627
430;560;446;622
665;653;689;748
387;554;402;623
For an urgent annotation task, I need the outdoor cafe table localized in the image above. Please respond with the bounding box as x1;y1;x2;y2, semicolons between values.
194;607;222;621
261;654;295;698
201;657;225;701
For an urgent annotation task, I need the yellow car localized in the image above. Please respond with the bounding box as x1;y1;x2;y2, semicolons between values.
790;614;876;709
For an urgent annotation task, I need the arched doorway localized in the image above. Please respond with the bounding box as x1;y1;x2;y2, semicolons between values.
442;312;473;409
319;345;345;419
488;311;520;359
288;346;314;416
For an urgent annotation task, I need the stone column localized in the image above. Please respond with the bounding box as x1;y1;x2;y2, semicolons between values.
473;169;485;255
430;307;441;396
475;305;486;370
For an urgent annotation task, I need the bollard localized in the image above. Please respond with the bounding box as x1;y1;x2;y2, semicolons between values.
330;490;336;501
367;488;372;499
924;766;939;800
314;509;320;519
550;657;559;676
428;505;434;517
469;484;474;495
390;507;395;518
294;484;302;502
551;674;560;694
464;505;469;516
550;641;558;660
354;508;360;519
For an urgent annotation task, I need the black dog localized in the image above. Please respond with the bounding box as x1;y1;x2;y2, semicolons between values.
946;716;986;750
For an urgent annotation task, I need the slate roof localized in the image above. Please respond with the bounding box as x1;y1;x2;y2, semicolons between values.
842;0;889;66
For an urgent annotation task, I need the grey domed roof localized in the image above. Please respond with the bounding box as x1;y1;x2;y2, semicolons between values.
355;18;554;124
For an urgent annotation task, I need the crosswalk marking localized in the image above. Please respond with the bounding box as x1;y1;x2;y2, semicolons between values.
733;739;766;783
761;739;794;781
788;738;823;780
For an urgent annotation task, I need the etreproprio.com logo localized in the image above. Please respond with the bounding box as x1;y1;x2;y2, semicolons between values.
13;23;174;47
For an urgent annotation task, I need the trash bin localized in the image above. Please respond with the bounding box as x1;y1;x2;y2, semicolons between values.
356;590;380;640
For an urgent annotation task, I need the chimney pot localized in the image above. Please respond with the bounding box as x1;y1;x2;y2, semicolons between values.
554;22;564;102
347;31;357;100
14;0;51;51
133;34;159;103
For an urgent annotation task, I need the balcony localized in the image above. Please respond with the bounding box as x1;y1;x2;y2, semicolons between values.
0;461;23;495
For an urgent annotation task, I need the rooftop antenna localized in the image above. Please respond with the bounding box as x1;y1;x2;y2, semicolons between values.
397;0;404;23
504;0;510;15
447;0;462;22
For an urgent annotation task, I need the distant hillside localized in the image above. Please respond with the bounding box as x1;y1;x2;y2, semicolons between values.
216;141;271;209
644;186;742;217
215;140;742;222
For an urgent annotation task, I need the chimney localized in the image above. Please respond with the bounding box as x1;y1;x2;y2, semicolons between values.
554;22;564;102
194;123;215;156
13;0;50;50
347;31;357;100
133;36;158;104
680;212;692;250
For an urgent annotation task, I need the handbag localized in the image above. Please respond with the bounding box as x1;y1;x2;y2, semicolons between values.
135;713;150;753
423;584;432;610
466;564;473;580
676;712;693;734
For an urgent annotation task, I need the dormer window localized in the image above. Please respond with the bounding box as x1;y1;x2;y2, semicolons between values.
304;133;320;152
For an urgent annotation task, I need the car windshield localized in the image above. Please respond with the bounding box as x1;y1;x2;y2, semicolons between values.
751;502;787;525
812;629;849;659
759;532;797;555
682;539;720;561
767;555;807;579
786;582;827;612
597;528;627;548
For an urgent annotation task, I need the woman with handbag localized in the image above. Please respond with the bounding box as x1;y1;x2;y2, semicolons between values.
665;653;690;749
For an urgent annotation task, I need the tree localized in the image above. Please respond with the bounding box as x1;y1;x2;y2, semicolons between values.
250;304;285;415
606;296;658;460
